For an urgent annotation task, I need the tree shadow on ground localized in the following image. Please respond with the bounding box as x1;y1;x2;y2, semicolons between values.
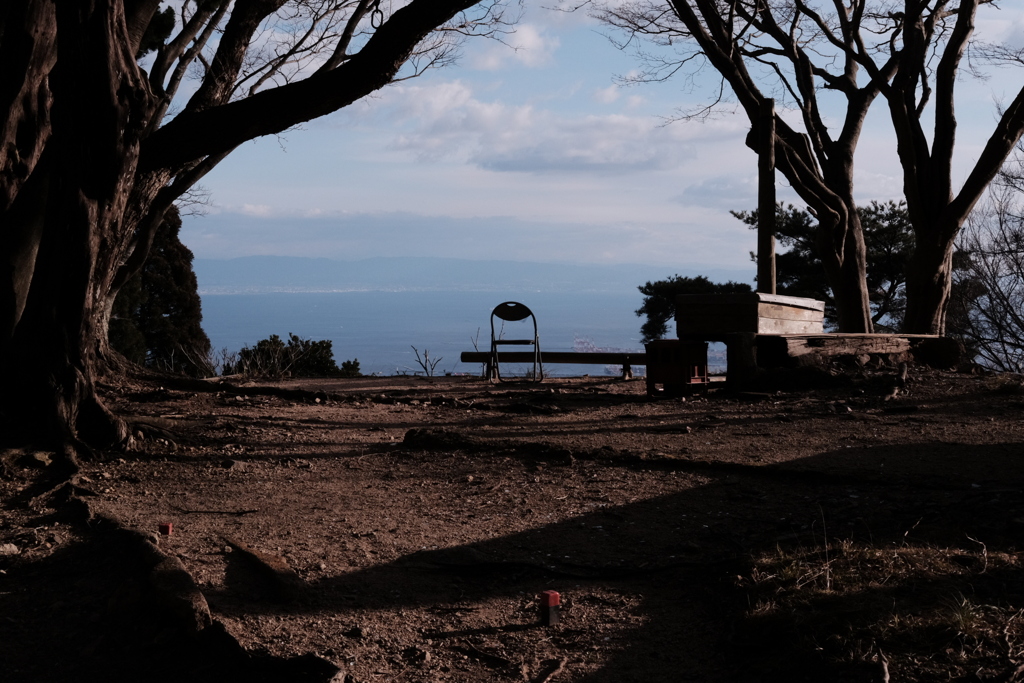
190;438;1024;681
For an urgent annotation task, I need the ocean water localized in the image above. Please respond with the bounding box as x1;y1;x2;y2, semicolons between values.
199;290;652;377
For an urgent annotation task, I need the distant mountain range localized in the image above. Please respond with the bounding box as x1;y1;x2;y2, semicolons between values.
193;256;753;294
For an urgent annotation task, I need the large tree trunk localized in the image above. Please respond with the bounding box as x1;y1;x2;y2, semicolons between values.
3;0;491;457
1;0;501;462
777;127;872;333
903;229;957;335
1;1;157;456
747;123;873;333
896;154;962;335
881;1;1024;336
816;207;872;333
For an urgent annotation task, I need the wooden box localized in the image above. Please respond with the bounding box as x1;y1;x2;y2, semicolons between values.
676;293;825;336
644;339;709;396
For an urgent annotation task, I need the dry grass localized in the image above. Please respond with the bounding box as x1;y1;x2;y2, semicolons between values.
736;538;1024;680
987;373;1024;394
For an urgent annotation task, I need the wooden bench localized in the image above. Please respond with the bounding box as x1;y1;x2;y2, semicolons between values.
460;351;647;380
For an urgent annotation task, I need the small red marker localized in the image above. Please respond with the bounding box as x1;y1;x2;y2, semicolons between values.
158;522;173;535
540;590;560;626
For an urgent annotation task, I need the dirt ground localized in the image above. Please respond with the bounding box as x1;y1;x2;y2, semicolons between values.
4;365;1024;682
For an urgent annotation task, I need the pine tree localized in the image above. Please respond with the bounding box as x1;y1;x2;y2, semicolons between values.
110;206;211;376
733;202;915;331
636;276;752;342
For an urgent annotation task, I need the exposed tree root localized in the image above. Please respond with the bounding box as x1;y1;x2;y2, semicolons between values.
6;453;342;682
222;535;307;602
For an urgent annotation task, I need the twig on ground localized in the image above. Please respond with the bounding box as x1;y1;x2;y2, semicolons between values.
874;645;890;683
531;657;567;683
966;534;989;573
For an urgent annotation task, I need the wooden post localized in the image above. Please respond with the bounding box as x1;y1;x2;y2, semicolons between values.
757;98;776;295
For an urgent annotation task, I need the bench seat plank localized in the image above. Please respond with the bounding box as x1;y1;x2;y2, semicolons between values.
461;351;646;365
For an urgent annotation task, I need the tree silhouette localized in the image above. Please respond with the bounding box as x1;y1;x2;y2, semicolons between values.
109;206;211;377
591;0;1024;334
734;202;915;331
1;0;512;458
636;275;751;342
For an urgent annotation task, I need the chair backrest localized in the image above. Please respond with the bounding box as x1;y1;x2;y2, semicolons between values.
489;301;541;382
492;301;534;322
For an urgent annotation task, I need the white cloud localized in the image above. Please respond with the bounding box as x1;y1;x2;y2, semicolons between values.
675;175;758;210
468;23;560;70
240;203;273;216
181;209;756;270
365;80;746;174
851;171;905;204
593;85;620;104
976;8;1024;49
525;1;602;30
469;113;696;172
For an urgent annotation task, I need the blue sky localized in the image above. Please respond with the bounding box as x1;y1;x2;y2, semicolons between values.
180;2;1024;273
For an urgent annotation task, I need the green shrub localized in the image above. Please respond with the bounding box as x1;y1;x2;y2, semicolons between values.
340;359;361;377
228;333;350;378
637;275;751;342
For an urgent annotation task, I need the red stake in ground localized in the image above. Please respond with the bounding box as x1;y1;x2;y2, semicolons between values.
540;590;560;626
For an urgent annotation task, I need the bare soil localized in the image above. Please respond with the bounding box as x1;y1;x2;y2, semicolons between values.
4;366;1024;682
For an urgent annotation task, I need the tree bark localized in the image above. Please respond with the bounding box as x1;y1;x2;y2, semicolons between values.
904;239;955;335
2;1;155;453
815;206;872;333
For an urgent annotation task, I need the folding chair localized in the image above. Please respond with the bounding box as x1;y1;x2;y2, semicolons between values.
489;301;542;382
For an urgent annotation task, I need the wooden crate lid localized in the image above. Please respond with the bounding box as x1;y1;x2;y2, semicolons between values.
676;292;825;312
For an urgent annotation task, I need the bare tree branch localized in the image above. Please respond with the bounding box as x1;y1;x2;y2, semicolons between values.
142;0;506;171
150;1;228;95
320;0;377;71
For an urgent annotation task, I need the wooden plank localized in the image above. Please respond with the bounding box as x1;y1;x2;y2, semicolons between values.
755;333;939;369
678;292;825;311
756;293;825;311
776;334;938;339
754;318;825;334
676;292;826;336
676;304;824;322
757;98;777;295
678;315;823;335
460;351;647;365
756;303;825;323
784;336;911;358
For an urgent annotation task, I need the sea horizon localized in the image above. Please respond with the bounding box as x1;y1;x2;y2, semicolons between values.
194;257;743;377
199;289;651;377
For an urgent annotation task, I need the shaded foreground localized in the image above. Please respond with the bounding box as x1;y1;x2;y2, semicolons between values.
3;369;1024;682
